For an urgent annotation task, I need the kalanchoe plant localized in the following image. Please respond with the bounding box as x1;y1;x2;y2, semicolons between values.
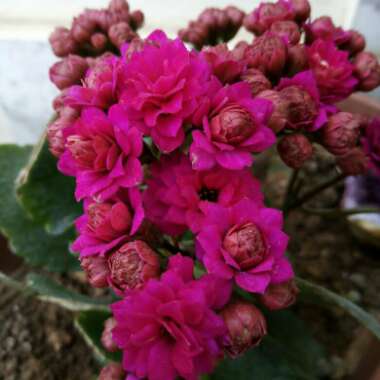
1;0;380;379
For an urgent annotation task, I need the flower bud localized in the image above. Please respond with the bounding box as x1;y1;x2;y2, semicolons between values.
101;318;118;352
244;1;294;36
47;107;78;157
91;33;108;52
225;6;245;27
322;112;361;156
232;41;249;61
305;16;349;46
342;30;366;56
80;255;110;288
288;0;311;23
337;148;369;176
108;22;136;48
270;20;301;45
277;134;313;169
221;301;267;358
108;0;130;15
279;85;318;129
130;10;145;30
108;241;160;293
49;27;77;57
72;15;96;43
353;52;380;92
257;90;288;132
241;68;272;97
259;280;299;310
99;363;125;380
87;202;132;240
244;33;288;77
49;55;88;90
285;44;308;76
210;104;254;145
223;222;267;270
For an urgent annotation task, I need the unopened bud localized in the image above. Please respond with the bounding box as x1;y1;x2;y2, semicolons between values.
257;90;288;133
101;318;118;352
80;255;110;288
337;148;369;176
278;134;313;169
244;33;288;77
49;27;78;57
99;363;124;380
259;280;298;310
241;68;272;97
353;52;380;92
270;20;301;45
108;241;160;293
49;55;88;90
108;22;136;48
322;112;361;156
285;44;308;76
288;0;311;23
91;33;108;52
342;30;366;56
221;301;267;358
210;104;254;145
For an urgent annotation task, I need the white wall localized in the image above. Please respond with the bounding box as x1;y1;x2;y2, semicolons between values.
0;0;359;40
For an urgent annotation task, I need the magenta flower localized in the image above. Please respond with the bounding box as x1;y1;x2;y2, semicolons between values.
65;54;121;110
362;118;380;175
111;254;232;380
277;70;333;131
144;154;264;235
118;30;211;153
72;187;144;257
201;44;246;84
196;199;293;294
58;107;143;201
190;80;275;171
307;39;358;103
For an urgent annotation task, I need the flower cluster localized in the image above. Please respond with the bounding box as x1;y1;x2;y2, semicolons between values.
46;0;380;379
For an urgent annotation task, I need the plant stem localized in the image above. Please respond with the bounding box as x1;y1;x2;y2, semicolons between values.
282;169;300;212
0;271;33;295
287;172;346;212
302;206;380;218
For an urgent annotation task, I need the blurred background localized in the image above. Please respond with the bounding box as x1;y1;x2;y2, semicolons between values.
1;0;380;146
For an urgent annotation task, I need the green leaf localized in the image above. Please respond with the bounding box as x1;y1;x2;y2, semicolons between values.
27;273;111;312
0;144;79;272
297;277;380;340
17;137;81;235
212;311;325;380
75;310;122;366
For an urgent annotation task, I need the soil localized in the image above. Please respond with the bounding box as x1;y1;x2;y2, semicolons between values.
1;148;380;380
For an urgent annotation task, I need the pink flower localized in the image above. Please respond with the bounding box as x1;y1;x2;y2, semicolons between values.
118;30;211;153
111;255;232;380
72;187;144;257
58;107;143;201
190;80;275;171
201;44;245;84
144;154;264;235
65;54;122;110
362;118;380;175
99;363;125;380
307;39;358;103
196;199;293;294
277;70;331;131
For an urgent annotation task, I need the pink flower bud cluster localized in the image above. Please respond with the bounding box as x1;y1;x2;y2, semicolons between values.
178;6;245;49
43;1;380;379
49;0;143;58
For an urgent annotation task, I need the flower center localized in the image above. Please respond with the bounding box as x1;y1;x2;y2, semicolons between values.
198;187;219;202
210;104;254;145
67;135;96;169
223;222;267;270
